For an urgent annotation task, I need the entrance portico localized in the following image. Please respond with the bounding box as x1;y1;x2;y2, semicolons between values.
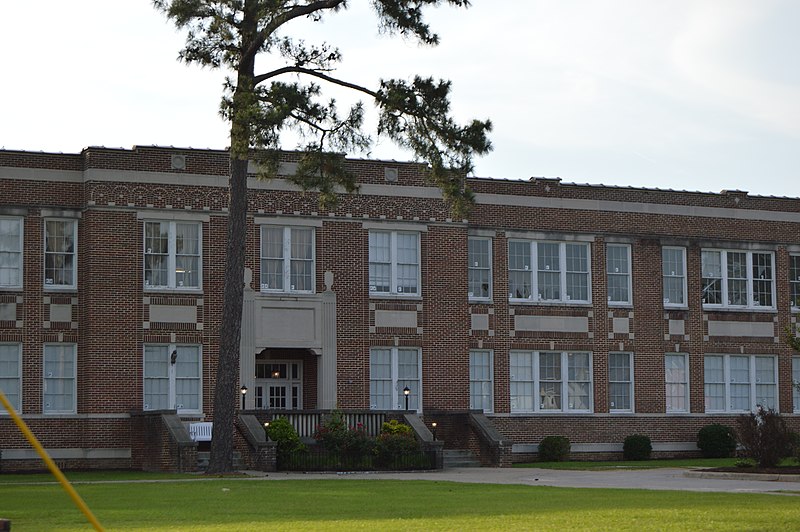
239;268;337;410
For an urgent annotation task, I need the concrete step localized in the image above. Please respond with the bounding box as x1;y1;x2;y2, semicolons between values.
443;449;481;468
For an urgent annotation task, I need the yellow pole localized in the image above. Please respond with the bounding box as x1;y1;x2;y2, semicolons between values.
0;390;104;531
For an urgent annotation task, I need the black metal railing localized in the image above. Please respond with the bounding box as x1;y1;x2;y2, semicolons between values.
277;448;440;472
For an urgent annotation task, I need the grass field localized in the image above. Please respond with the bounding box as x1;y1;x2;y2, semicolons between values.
1;477;799;531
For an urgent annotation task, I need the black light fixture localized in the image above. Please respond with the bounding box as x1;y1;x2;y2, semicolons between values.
403;386;411;411
170;350;178;365
431;421;437;441
264;421;271;441
240;385;248;410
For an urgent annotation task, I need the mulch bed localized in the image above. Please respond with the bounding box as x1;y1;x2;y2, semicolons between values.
704;467;800;475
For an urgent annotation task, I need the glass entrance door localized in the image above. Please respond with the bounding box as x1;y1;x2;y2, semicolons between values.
254;360;302;410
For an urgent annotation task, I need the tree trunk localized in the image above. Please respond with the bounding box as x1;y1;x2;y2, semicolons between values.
206;156;248;473
206;4;257;471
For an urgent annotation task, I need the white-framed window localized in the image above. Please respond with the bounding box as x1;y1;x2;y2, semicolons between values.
469;350;493;412
468;237;492;300
665;353;689;413
662;247;687;307
369;231;420;296
144;221;201;290
0;217;23;288
509;351;592;413
0;343;21;414
790;255;800;310
508;241;590;303
704;354;778;412
143;344;202;414
701;249;775;309
607;244;632;306
792;356;800;413
609;352;633;412
44;219;77;289
43;343;76;414
369;347;421;411
260;226;314;293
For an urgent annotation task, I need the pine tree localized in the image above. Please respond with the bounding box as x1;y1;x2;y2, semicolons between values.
155;0;492;473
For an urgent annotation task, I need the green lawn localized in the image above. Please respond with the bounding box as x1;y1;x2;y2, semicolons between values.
1;478;798;531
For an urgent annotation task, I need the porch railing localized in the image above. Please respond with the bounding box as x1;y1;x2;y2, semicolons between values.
272;411;387;439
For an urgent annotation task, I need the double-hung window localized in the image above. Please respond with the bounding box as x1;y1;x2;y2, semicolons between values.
609;352;633;412
508;240;590;303
793;357;800;413
790;255;800;310
369;347;421;411
468;237;492;300
701;249;775;309
369;231;419;296
607;244;632;305
0;343;21;414
704;354;777;412
469;350;493;412
44;219;77;289
144;221;201;289
665;353;689;412
143;344;202;413
509;351;592;413
662;247;687;307
260;226;314;293
0;217;23;288
43;344;76;414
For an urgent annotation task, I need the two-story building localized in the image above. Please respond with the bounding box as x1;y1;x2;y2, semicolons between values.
1;145;798;469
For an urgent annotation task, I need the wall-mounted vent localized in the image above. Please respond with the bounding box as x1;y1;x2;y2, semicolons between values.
171;154;187;170
384;167;399;183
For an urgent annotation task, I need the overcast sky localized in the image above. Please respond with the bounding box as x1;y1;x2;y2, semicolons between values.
2;1;798;197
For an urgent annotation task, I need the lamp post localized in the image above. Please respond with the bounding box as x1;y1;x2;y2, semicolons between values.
264;421;270;441
240;386;248;410
431;421;437;441
403;386;410;411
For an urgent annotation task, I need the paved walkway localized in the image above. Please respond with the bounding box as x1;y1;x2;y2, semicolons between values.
248;467;800;494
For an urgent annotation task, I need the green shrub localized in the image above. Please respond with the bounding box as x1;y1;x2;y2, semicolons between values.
737;408;792;468
381;419;413;436
697;424;737;458
735;458;755;468
375;423;419;467
314;410;375;456
538;436;571;462
267;417;305;460
623;434;652;461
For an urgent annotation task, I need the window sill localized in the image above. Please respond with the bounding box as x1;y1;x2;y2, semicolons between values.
608;303;633;308
702;306;777;314
43;286;78;292
664;305;689;310
469;297;493;304
609;410;635;415
259;291;316;297
369;294;422;301
144;288;203;295
509;411;594;415
509;300;592;307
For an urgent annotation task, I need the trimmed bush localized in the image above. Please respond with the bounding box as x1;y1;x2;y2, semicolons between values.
538;436;571;462
697;424;737;458
267;417;306;461
381;419;413;436
623;434;652;461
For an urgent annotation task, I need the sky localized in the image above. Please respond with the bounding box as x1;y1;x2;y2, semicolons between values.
1;0;798;197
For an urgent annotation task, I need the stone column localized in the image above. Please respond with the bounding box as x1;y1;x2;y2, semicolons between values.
239;268;256;408
319;270;338;409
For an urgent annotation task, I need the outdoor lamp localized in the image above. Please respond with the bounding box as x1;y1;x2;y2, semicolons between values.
264;421;270;441
403;386;411;411
240;385;248;410
431;421;438;441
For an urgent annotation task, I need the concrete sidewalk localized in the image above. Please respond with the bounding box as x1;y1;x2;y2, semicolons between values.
250;467;800;494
